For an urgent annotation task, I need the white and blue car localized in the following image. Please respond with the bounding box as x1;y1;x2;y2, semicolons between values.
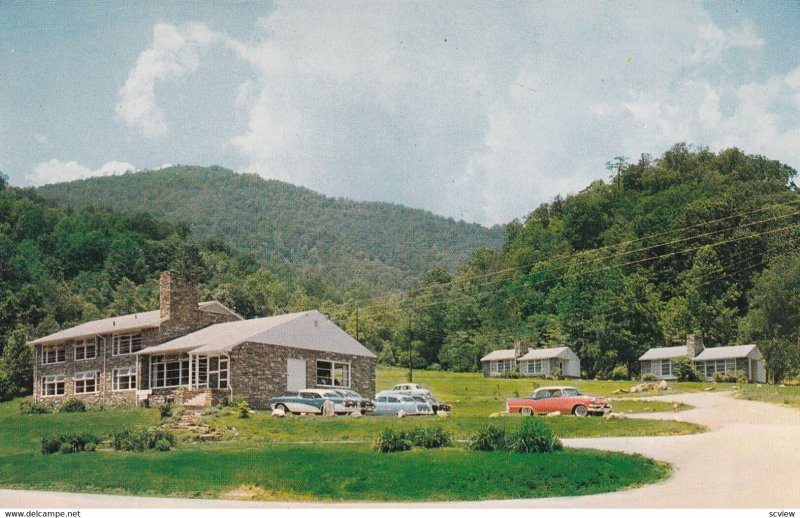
269;389;358;415
373;391;434;416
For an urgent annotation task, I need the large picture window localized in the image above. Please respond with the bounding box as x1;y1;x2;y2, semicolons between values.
695;359;737;378
316;360;350;387
652;359;673;377
41;375;65;396
150;354;190;388
74;371;98;394
112;333;143;356
523;359;549;375
74;338;97;361
490;359;515;374
42;344;66;365
113;367;137;391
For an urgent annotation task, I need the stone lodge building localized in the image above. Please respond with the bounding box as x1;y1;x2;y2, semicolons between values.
29;271;377;408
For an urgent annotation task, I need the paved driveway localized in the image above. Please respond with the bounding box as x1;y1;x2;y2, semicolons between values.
2;390;799;508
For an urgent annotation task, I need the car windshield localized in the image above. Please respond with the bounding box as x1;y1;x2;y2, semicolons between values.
563;388;580;396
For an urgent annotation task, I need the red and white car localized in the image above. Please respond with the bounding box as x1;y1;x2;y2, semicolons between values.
506;386;611;417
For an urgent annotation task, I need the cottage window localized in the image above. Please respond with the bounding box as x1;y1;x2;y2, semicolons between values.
112;333;143;356
74;371;98;394
207;356;229;389
316;360;350;387
74;338;97;361
113;367;137;391
41;375;65;396
490;359;515;374
523;359;548;375
652;359;673;377
42;344;66;365
150;354;190;388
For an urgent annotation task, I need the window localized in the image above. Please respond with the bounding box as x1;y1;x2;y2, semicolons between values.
523;359;549;375
74;371;98;394
41;375;65;396
150;354;190;388
652;359;673;377
113;367;137;391
490;359;515;374
316;360;351;387
42;344;66;365
696;359;737;377
74;338;97;361
112;333;143;355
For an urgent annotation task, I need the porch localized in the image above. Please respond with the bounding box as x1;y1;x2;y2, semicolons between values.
136;352;232;407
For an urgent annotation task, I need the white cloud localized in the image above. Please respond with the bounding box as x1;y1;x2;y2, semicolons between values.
33;133;48;145
29;159;136;186
691;19;763;63
116;23;222;137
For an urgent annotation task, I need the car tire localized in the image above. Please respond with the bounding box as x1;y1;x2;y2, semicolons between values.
573;405;588;417
277;404;291;414
521;407;533;417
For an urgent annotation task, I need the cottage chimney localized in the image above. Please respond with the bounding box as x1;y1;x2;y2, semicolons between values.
686;334;704;358
160;270;199;321
514;340;529;358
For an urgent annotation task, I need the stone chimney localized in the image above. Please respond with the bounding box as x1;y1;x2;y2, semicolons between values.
514;340;529;358
686;334;704;358
160;270;199;322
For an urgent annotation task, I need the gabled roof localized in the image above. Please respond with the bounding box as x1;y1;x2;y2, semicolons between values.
694;344;759;361
518;347;572;361
480;349;516;362
28;301;238;346
639;346;688;361
138;310;376;358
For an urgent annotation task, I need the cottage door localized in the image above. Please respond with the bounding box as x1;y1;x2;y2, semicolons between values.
287;358;307;392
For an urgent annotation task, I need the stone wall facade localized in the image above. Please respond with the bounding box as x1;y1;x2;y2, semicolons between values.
229;342;376;410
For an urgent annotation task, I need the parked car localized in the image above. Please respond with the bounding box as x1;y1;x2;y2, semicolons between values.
411;396;436;415
505;386;611;417
418;395;451;413
270;389;358;415
373;392;428;416
333;389;375;413
390;383;432;397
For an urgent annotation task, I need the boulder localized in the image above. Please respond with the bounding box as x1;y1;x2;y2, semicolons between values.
658;380;668;390
350;410;362;418
436;410;448;418
629;386;639;393
489;412;500;418
546;411;561;417
672;403;680;410
604;412;625;420
321;400;336;417
704;387;714;392
397;410;406;418
271;407;286;418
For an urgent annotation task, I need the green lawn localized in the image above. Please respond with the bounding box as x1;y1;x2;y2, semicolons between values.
0;442;669;501
736;383;800;409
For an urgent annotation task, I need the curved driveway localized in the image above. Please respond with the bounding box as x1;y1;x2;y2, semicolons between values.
2;391;799;508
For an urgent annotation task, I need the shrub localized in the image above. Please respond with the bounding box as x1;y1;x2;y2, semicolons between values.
736;370;748;384
238;401;251;418
373;429;412;453
469;425;507;452
506;418;563;453
59;442;74;454
59;398;87;413
642;373;658;382
713;372;738;383
159;403;173;419
154;439;172;452
41;432;102;455
610;365;628;380
40;437;61;455
407;425;453;449
85;442;97;452
21;400;55;414
111;427;176;452
673;357;700;382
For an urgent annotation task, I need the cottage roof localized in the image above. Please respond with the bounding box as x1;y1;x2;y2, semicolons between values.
518;347;572;361
27;301;237;346
639;346;688;361
693;344;759;360
138;310;376;358
480;349;517;362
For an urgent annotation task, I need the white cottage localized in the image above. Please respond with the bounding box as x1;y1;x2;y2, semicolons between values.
481;341;581;378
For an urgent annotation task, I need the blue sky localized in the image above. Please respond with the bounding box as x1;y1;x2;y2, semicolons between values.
2;1;799;225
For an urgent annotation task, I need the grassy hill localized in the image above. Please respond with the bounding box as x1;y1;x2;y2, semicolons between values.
37;166;503;297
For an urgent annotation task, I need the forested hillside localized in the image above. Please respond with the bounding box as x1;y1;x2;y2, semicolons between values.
0;180;346;400
358;146;800;382
37;167;503;297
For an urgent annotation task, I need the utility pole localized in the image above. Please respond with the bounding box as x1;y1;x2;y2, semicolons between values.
407;312;413;383
355;307;359;342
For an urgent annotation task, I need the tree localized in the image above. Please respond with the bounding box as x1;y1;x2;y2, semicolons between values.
1;326;32;398
0;171;7;190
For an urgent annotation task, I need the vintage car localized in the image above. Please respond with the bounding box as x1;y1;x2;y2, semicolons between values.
269;389;358;415
390;383;432;397
373;392;431;416
419;396;451;413
505;386;611;417
333;389;375;413
411;396;436;415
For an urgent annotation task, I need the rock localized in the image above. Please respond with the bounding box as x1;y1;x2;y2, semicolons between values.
271;408;286;418
612;389;624;394
300;412;307;416
629;387;639;393
704;387;714;391
546;411;561;417
672;403;680;410
436;410;448;418
321;400;336;417
350;410;362;418
489;412;500;418
604;412;625;420
658;380;668;390
757;384;763;388
397;410;406;418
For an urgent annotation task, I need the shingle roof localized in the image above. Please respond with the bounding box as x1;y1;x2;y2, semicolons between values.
694;344;758;360
518;347;571;361
480;349;517;362
639;346;688;361
28;301;236;346
138;310;376;358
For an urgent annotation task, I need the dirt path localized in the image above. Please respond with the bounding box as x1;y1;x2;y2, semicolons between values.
2;390;799;508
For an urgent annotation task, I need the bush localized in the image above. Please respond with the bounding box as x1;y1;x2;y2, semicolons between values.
59;398;87;413
238;401;251;418
159;403;173;419
373;429;412;453
40;437;61;455
20;400;55;414
673;357;700;382
642;373;659;382
610;365;628;380
41;432;102;455
154;439;172;452
469;425;508;452
736;370;748;384
59;442;74;454
407;425;453;449
111;427;177;452
506;418;563;453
